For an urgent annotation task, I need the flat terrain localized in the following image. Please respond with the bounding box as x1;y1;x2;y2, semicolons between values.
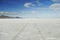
0;19;60;40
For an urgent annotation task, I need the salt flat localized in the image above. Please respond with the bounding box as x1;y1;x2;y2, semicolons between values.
0;19;60;40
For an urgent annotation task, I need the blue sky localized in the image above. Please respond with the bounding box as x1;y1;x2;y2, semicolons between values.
0;0;52;11
0;0;60;18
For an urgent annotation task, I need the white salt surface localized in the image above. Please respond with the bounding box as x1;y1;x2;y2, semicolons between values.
0;19;60;40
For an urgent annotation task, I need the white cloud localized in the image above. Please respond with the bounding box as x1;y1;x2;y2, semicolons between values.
49;3;60;11
31;4;36;7
0;11;9;15
49;3;60;17
0;11;9;14
24;2;32;8
35;0;40;3
24;2;36;8
0;11;18;15
52;0;60;2
0;11;4;14
21;11;37;14
24;0;43;8
35;0;42;6
31;11;36;14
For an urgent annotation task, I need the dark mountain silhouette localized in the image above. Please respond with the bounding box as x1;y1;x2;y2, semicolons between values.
0;15;20;18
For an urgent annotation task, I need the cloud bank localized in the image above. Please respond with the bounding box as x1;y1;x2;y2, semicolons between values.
49;3;60;11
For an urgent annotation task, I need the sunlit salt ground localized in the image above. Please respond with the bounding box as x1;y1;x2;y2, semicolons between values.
0;18;60;40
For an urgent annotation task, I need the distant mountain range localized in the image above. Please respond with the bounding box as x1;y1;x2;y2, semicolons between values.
0;15;20;18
